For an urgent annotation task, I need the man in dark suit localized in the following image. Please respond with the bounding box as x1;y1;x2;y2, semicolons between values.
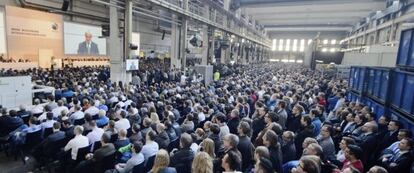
237;121;254;171
356;122;378;166
281;131;296;163
77;32;99;55
170;133;194;173
75;133;115;172
31;122;66;168
374;120;401;157
382;138;413;173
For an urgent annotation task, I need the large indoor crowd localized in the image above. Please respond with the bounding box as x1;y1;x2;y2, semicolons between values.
0;62;413;173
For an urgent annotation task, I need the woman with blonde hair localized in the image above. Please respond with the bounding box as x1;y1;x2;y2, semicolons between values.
199;138;215;158
192;152;213;173
150;149;177;173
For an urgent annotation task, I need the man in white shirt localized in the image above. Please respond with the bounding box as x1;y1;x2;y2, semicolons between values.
31;99;44;115
86;121;104;144
70;105;85;123
52;100;69;118
64;126;89;160
141;130;159;160
115;111;131;131
41;112;56;129
84;103;100;116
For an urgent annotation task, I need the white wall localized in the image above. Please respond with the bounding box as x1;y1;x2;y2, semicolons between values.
342;52;397;67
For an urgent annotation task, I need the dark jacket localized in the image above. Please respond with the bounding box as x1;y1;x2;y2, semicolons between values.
251;116;266;143
155;131;170;149
281;140;296;163
384;152;413;173
0;115;24;136
287;114;302;133
208;133;223;156
294;125;315;158
114;138;130;150
227;117;240;135
268;146;283;173
93;143;116;162
170;148;194;173
237;135;254;171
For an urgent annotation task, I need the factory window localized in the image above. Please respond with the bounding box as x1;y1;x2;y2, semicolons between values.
292;39;298;52
278;39;284;51
300;39;305;52
285;39;291;51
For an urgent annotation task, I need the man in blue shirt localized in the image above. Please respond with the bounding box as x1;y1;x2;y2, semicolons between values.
310;109;322;137
96;110;109;127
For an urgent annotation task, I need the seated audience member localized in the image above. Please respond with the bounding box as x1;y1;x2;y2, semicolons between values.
141;130;159;160
380;129;412;156
150;149;177;173
106;141;144;173
350;114;367;137
70;105;85;123
115;111;131;131
75;133;116;172
0;110;25;138
295;115;315;158
33;122;65;165
374;120;401;155
254;157;274;173
31;99;44;115
155;123;170;149
291;155;321;173
355;122;378;165
191;152;213;173
368;166;388;173
41;112;57;138
105;120;118;136
282;131;297;163
87;120;104;144
129;123;143;143
199;138;216;158
381;138;413;173
221;150;242;173
96;110;109;127
208;123;223;156
115;129;130;150
341;145;364;173
317;124;336;161
64;126;89;160
83;113;94;132
237;121;254;171
181;113;195;133
141;117;153;140
170;133;195;173
335;137;356;166
52;100;69;118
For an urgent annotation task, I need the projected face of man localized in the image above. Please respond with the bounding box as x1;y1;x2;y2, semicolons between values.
85;32;92;43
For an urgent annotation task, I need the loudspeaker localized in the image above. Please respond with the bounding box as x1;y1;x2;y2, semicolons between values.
161;30;166;40
62;0;70;11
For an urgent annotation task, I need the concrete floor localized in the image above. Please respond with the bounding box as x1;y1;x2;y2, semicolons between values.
0;149;48;173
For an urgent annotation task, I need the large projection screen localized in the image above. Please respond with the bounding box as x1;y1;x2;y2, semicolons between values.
0;9;6;55
5;6;63;61
64;22;107;56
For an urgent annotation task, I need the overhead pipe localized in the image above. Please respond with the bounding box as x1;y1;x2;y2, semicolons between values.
92;0;181;25
18;0;109;22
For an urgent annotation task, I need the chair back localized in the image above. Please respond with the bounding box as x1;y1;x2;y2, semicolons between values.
76;144;91;162
133;162;145;173
44;127;54;138
74;118;85;126
144;155;156;173
25;130;42;150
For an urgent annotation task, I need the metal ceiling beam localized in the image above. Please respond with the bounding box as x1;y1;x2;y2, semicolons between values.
143;0;271;47
265;26;352;32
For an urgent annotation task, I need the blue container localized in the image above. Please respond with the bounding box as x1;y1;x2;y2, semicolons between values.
349;66;366;93
390;70;414;115
362;98;386;120
365;67;392;103
390;109;414;135
347;91;362;103
396;29;414;69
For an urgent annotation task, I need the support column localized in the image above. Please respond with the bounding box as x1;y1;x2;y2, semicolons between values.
180;0;188;70
109;0;127;83
170;14;181;69
209;28;215;64
201;25;208;65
